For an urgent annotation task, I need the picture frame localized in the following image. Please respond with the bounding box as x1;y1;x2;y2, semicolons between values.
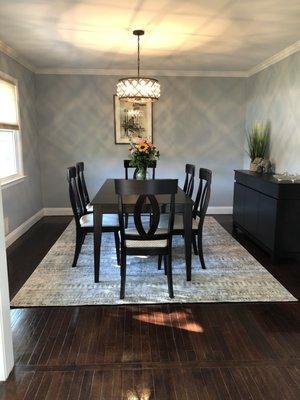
113;95;153;144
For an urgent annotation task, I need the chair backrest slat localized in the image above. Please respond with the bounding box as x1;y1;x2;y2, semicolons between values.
183;164;195;198
76;162;90;211
193;168;212;226
115;179;177;242
124;160;157;180
67;166;85;225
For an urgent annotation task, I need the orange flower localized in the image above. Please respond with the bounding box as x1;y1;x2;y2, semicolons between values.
137;143;149;152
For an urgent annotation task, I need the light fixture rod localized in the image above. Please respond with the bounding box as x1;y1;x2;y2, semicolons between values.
133;30;144;79
137;33;140;78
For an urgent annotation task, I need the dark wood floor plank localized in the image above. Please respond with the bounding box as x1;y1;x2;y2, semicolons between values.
67;370;84;400
23;371;44;400
230;368;255;400
36;308;67;366
219;368;243;400
44;371;64;400
99;370;114;400
76;308;97;365
56;371;74;400
89;371;103;400
46;310;73;366
78;370;94;400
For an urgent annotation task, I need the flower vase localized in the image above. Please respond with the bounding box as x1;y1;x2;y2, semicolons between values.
136;168;149;180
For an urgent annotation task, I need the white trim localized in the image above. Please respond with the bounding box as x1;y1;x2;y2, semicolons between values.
43;207;73;216
0;40;35;73
247;40;300;77
207;206;233;215
0;186;14;381
1;175;26;189
43;206;233;216
5;209;44;248
35;68;248;77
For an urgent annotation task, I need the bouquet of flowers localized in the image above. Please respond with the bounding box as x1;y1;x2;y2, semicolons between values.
129;138;160;179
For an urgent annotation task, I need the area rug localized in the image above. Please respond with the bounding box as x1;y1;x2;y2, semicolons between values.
11;217;296;306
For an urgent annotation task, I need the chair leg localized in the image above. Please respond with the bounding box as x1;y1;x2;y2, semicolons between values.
125;213;129;229
72;229;84;268
192;234;198;255
197;231;206;269
163;255;167;275
166;254;174;298
120;250;126;299
114;231;120;265
158;254;163;270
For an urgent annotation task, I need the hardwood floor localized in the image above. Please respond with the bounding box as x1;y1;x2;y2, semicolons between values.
1;215;300;399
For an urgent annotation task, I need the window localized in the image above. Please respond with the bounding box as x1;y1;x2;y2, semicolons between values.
0;74;23;185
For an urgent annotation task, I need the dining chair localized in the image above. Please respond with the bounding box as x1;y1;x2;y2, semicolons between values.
124;159;157;179
67;166;120;268
183;163;195;198
159;168;212;270
76;162;92;213
115;179;178;299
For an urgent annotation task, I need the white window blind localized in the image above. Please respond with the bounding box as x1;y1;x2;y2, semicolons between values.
0;78;19;130
0;75;23;184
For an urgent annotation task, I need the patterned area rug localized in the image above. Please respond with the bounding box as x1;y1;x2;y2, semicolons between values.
11;217;296;306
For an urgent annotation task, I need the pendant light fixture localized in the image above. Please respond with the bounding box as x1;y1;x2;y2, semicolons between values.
116;30;160;102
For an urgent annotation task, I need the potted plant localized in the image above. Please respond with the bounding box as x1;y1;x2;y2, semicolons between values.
129;139;159;179
246;122;270;173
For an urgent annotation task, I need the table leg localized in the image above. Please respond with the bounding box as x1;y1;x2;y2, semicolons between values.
184;201;192;281
93;206;103;283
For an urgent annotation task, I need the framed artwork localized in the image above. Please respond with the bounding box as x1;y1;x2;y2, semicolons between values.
114;95;153;144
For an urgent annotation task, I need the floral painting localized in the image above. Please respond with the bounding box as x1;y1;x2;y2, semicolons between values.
114;95;153;144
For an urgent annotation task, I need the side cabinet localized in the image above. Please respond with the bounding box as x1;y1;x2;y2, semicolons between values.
233;170;300;262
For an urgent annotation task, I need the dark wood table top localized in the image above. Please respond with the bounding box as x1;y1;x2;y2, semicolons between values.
91;179;193;211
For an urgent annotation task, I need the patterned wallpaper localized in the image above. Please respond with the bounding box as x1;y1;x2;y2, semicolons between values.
2;48;298;233
36;75;246;207
246;51;300;173
0;52;42;234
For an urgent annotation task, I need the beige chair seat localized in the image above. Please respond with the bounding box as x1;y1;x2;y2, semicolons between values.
159;214;199;230
86;203;93;212
80;213;119;228
125;228;168;248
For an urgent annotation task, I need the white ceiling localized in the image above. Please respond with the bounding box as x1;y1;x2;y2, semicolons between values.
0;0;299;73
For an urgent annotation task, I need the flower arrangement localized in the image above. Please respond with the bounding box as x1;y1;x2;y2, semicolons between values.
129;138;160;179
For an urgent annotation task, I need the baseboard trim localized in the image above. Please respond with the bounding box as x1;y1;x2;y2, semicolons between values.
5;209;44;248
43;207;73;216
207;206;233;215
4;206;232;247
44;206;233;216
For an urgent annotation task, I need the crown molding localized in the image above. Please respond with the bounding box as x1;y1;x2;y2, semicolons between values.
0;40;35;73
1;38;299;78
35;68;248;77
247;40;300;77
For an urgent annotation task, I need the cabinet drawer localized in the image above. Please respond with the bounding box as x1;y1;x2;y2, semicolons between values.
256;194;277;250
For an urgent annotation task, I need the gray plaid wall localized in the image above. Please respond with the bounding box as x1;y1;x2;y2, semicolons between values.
1;49;299;235
0;52;42;234
246;51;300;173
36;75;246;208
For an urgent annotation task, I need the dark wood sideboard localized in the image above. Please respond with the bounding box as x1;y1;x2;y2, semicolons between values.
233;170;300;262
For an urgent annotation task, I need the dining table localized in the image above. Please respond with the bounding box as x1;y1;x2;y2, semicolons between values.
90;179;194;283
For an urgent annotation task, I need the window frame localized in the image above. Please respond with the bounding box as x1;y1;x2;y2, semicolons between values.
0;71;25;187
